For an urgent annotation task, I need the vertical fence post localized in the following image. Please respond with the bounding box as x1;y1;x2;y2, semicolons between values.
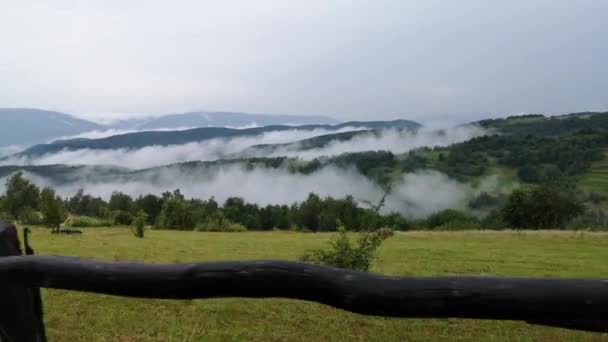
0;222;46;342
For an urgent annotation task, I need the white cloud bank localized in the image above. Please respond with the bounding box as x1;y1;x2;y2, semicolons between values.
3;166;498;218
2;125;487;169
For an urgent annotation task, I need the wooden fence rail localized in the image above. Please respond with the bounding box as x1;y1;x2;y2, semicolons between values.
0;223;606;342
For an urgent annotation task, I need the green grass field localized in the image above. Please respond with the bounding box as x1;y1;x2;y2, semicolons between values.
580;154;608;194
23;228;608;341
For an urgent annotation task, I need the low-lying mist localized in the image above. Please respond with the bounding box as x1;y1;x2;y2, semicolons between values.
245;125;488;160
2;165;500;218
2;125;487;170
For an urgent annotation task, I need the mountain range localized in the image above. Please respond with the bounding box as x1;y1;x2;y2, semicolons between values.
0;108;344;148
108;111;340;130
0;108;103;147
1;111;607;216
8;119;421;159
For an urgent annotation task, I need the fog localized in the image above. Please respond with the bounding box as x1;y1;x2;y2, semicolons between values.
2;125;487;169
51;123;266;142
0;145;25;158
3;127;362;169
2;165;497;218
247;125;488;160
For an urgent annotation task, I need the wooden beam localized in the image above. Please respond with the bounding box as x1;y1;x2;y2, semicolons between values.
1;255;607;332
0;223;46;342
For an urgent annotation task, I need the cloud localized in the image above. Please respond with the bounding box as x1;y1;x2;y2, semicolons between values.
2;127;361;169
1;125;487;169
248;125;488;160
2;164;495;218
52;124;265;142
0;145;26;158
384;171;472;217
2;2;607;123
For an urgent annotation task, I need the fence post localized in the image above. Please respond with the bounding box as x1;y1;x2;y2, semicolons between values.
0;222;46;342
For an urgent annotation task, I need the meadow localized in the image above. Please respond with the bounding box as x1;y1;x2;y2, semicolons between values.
23;228;608;341
580;152;608;195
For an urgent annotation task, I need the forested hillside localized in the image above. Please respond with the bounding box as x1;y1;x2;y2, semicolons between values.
1;112;607;231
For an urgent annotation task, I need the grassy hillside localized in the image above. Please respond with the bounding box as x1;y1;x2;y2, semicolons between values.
579;150;608;194
22;227;608;341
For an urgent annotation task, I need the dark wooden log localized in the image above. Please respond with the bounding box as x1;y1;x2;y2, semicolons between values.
1;255;607;333
0;223;46;342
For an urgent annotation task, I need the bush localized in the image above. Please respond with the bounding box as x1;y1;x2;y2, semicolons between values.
69;216;113;227
300;227;392;271
130;210;147;238
195;218;247;232
424;209;479;229
480;210;509;230
502;187;584;229
112;210;133;226
588;192;608;204
468;192;500;210
567;209;608;231
19;209;44;225
0;211;13;224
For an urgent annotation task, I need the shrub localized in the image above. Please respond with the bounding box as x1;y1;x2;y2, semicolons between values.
480;210;509;230
468;192;500;210
195;218;247;232
567;209;608;231
300;227;392;272
502;187;584;229
19;209;44;225
0;211;13;224
112;210;133;226
424;209;479;229
69;216;113;227
588;192;608;204
130;210;147;238
435;219;482;231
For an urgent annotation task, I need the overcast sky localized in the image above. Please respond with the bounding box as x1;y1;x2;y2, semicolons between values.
1;0;606;124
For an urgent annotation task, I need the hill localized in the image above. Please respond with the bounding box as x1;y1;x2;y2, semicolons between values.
0;108;418;149
0;108;102;147
108;111;341;130
10;120;421;158
3;112;608;227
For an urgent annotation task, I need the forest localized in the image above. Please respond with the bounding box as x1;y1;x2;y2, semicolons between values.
0;170;591;233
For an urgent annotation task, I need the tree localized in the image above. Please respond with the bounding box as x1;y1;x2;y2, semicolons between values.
502;186;584;229
297;193;323;231
40;187;67;231
517;165;540;183
4;172;40;219
134;194;162;224
155;190;196;229
130;210;147;238
109;191;133;212
67;189;107;217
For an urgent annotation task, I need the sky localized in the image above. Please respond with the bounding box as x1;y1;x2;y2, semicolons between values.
1;0;607;124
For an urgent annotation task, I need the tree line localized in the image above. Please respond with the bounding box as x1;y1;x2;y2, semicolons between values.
0;171;595;232
0;172;408;232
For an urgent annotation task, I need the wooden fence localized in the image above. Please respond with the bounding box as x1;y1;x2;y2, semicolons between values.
0;222;606;342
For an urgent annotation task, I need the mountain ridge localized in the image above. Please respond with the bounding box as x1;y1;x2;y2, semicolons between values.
108;111;340;130
0;108;103;147
8;120;421;158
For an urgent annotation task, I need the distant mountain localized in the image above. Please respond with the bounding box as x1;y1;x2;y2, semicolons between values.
109;111;340;130
239;130;373;157
10;120;421;158
476;111;608;136
0;108;102;147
